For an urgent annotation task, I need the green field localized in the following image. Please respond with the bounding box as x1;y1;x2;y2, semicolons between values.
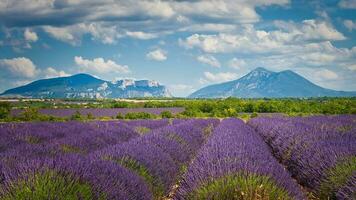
1;97;355;122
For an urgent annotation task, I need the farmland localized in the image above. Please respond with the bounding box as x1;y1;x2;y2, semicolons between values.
1;98;355;122
0;114;355;199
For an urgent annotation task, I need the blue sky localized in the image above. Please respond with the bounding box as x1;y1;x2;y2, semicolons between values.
0;0;355;97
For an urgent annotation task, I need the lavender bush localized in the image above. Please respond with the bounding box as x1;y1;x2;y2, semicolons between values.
175;118;305;200
0;121;140;171
1;115;353;200
248;115;356;199
0;154;151;200
91;118;219;199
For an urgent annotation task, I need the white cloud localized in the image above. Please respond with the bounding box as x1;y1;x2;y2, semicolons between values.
181;20;345;54
168;84;194;97
313;69;339;80
179;23;237;33
43;67;70;78
297;20;346;41
0;57;73;93
228;58;247;69
2;0;291;47
43;25;81;46
43;23;122;46
0;57;71;80
171;0;288;24
293;68;344;90
179;22;355;77
346;64;356;71
146;49;167;61
74;56;130;77
197;55;221;68
201;71;238;83
0;57;37;78
24;28;38;42
339;0;356;9
344;20;356;31
126;31;158;40
1;0;290;29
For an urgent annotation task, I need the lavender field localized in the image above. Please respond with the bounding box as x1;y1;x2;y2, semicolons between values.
0;116;355;199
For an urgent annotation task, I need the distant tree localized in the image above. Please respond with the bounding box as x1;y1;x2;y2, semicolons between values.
70;111;83;121
116;113;124;119
224;107;237;117
112;101;129;108
244;103;255;113
124;112;155;119
250;112;258;118
0;102;11;119
160;111;174;118
20;108;40;121
86;112;95;120
199;102;214;113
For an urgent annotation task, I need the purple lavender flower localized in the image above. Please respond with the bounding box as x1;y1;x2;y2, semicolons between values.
0;155;151;199
175;118;305;200
248;115;356;198
0;154;152;200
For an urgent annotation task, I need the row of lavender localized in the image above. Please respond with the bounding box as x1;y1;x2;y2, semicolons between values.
175;118;305;199
0;119;172;199
0;118;218;199
0;119;172;164
248;115;356;199
91;118;219;199
11;107;185;117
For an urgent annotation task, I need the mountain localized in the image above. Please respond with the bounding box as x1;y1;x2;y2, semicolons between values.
1;74;172;98
189;67;356;98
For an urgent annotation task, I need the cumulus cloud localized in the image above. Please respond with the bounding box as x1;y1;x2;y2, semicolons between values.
0;0;291;45
0;57;71;92
292;67;347;90
339;0;356;9
0;0;289;27
344;20;356;31
43;23;122;46
146;49;167;61
0;57;37;78
201;71;238;83
180;20;345;54
197;55;221;68
24;28;38;42
180;23;354;72
43;25;83;46
179;23;237;33
172;0;289;24
313;69;339;80
126;31;158;40
346;64;356;71
43;67;70;78
74;56;130;77
295;20;346;41
168;84;194;97
228;58;247;69
0;28;39;50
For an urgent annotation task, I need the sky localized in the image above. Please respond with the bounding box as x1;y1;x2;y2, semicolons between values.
0;0;355;97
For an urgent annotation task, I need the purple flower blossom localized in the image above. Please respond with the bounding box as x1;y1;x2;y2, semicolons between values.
248;115;356;198
176;118;305;200
1;154;152;200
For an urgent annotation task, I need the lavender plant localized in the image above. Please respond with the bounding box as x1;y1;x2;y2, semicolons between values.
175;118;305;200
248;115;356;199
0;154;152;200
91;118;219;199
